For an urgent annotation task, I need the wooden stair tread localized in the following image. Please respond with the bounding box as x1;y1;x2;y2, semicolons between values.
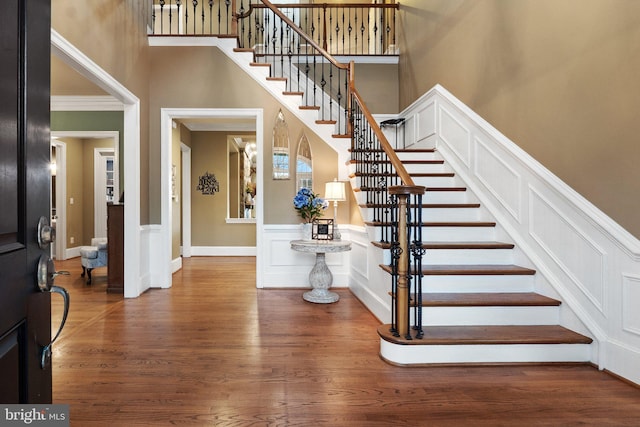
299;105;321;110
360;203;481;209
380;264;536;275
266;77;287;81
377;325;593;346
249;62;270;67
372;241;514;250
350;159;444;165
316;120;337;125
365;221;496;227
283;91;304;96
332;133;351;139
395;148;437;153
350;148;436;154
351;172;454;178
420;292;560;307
356;186;466;192
233;48;254;53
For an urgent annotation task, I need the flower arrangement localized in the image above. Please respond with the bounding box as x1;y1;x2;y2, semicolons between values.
293;188;328;223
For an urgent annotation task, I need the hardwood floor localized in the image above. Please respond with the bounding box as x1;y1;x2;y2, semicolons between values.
51;256;640;426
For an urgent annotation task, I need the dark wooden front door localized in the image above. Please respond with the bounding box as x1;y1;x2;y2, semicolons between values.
0;0;52;403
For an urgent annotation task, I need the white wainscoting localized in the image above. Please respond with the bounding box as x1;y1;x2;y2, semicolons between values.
260;225;352;289
141;225;164;292
190;246;257;256
392;84;640;384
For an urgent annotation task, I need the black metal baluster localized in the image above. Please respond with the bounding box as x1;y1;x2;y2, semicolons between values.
347;8;352;55
411;192;425;339
341;8;345;55
360;8;365;55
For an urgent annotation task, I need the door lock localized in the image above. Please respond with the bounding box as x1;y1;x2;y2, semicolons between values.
37;216;56;249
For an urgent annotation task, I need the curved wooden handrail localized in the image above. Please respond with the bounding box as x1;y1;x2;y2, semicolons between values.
238;0;350;71
349;81;415;187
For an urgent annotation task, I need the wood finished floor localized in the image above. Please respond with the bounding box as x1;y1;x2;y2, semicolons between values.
51;256;640;426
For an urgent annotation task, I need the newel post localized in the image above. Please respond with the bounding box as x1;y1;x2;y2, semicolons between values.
389;185;425;340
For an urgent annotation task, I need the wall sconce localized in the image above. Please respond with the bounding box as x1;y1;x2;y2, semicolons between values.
324;178;346;239
196;171;220;195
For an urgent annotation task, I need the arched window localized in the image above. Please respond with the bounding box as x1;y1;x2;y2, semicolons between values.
296;134;312;190
272;109;290;180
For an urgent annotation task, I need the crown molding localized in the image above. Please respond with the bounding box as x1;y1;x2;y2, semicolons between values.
50;95;124;111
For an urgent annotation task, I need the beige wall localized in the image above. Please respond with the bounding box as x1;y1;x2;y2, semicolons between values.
191;132;256;246
64;138;84;248
149;47;348;226
398;0;640;239
60;137;115;248
52;0;152;222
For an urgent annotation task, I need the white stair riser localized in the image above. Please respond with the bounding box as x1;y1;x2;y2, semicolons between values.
411;176;458;187
417;306;559;326
353;175;458;188
423;191;470;204
403;163;448;174
354;190;473;205
380;248;514;265
396;152;442;161
360;207;482;222
422;275;536;293
380;340;592;365
369;225;496;242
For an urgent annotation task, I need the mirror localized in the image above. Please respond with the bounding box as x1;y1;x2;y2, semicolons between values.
296;134;312;189
228;135;257;219
272;109;290;180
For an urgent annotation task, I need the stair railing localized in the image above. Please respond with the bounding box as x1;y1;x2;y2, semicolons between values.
236;0;354;134
350;77;425;340
150;1;399;57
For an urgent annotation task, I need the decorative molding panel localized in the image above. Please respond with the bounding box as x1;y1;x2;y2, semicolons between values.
622;275;640;335
416;101;436;143
439;106;471;167
529;187;605;313
474;137;522;222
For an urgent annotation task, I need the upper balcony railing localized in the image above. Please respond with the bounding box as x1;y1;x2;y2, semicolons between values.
150;1;399;57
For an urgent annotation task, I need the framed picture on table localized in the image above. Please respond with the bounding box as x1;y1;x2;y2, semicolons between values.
312;219;334;240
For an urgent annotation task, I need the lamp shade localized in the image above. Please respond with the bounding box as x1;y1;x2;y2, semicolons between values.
324;179;346;201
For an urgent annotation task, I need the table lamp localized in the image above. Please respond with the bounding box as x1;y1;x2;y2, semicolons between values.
324;178;346;239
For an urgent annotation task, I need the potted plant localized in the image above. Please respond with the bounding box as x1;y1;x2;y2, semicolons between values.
293;188;327;239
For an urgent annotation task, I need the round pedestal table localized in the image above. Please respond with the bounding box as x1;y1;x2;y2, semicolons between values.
290;239;352;303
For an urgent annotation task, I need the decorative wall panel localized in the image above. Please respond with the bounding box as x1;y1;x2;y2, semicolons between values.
622;275;640;335
439;107;471;167
416;101;436;143
475;137;522;221
529;188;605;312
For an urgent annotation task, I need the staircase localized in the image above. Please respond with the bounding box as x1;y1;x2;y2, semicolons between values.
151;1;595;366
349;148;593;365
223;32;593;367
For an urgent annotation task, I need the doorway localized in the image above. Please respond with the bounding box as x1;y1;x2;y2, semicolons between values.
160;108;264;289
51;30;142;297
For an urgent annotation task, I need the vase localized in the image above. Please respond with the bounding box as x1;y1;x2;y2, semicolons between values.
301;223;313;240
